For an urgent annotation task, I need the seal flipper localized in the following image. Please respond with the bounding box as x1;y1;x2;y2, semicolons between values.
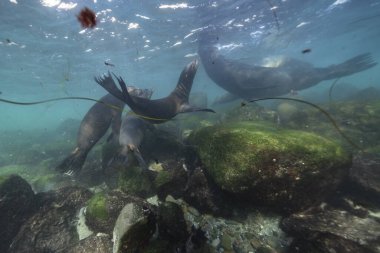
179;103;215;113
170;60;199;102
55;148;88;176
320;53;377;80
112;73;139;110
94;72;125;102
172;60;215;113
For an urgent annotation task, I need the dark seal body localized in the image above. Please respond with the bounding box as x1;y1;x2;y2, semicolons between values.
198;28;377;102
55;93;125;175
118;114;154;168
95;60;215;124
56;82;153;175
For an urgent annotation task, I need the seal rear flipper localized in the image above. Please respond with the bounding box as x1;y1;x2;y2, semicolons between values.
94;72;125;103
179;103;216;113
112;74;136;106
321;53;377;80
55;149;88;176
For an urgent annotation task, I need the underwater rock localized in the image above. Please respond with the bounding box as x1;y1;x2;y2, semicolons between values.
66;234;113;253
287;236;373;253
281;204;380;253
188;121;351;213
117;166;154;198
113;202;156;253
0;175;35;253
153;158;230;216
345;86;380;102
349;153;380;202
180;202;290;253
154;159;188;200
183;167;232;216
223;102;276;123
9;186;92;253
156;201;189;245
85;190;152;236
296;98;380;150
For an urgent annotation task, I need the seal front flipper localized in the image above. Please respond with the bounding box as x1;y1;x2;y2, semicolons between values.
172;60;215;113
179;103;215;113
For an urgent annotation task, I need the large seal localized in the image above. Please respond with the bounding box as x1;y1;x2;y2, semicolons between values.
56;75;152;176
198;28;377;103
95;60;215;124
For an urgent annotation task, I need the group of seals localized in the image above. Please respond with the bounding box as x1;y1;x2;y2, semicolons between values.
56;27;377;175
55;74;152;176
197;27;377;104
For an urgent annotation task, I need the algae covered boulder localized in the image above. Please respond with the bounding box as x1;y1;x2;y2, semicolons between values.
188;122;351;212
0;175;35;253
85;190;153;235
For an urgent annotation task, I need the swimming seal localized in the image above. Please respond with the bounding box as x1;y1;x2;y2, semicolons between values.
56;75;152;176
198;28;377;104
116;114;155;169
94;60;215;124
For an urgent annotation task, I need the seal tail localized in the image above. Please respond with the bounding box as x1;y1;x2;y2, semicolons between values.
320;53;377;80
173;60;216;113
55;148;88;176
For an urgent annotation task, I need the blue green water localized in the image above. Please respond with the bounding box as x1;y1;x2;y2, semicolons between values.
0;0;379;129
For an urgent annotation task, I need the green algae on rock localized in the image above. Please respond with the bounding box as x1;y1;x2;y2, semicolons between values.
86;192;108;220
188;121;351;212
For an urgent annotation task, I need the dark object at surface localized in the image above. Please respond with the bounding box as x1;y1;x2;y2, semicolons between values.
302;48;312;54
77;7;97;29
104;61;115;67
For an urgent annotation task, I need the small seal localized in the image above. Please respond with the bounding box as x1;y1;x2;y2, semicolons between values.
95;60;215;124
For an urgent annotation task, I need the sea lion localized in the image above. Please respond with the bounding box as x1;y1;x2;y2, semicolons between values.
94;60;215;124
56;77;153;176
198;28;377;103
116;114;155;169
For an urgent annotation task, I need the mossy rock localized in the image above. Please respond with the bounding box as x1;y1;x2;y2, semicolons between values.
188;121;351;212
86;192;108;220
154;170;173;189
118;166;154;198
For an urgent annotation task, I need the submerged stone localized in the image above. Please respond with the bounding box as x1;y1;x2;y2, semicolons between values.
9;186;92;253
0;175;35;253
113;202;156;253
281;204;380;253
188;121;351;212
85;190;152;236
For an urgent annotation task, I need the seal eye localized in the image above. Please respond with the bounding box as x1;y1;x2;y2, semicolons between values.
77;7;97;29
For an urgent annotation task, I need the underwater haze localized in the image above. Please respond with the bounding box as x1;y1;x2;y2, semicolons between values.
0;0;379;130
1;1;380;253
